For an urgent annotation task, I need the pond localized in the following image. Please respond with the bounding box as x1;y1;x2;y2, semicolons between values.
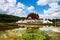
0;26;60;40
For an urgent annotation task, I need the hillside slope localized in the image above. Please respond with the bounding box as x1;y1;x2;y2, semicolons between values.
0;14;25;23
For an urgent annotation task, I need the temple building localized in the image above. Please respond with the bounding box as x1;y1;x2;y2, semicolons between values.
26;12;39;20
26;12;43;20
16;12;52;24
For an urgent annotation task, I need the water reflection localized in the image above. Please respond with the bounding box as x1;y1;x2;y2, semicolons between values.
0;26;60;40
40;26;60;33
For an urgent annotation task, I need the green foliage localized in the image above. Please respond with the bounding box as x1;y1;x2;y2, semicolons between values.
48;19;60;26
22;28;45;40
48;19;60;23
40;30;54;35
0;23;20;31
22;33;45;40
0;14;25;23
27;21;43;24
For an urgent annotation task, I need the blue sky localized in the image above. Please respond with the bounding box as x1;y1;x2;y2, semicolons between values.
0;0;60;19
16;0;50;14
16;0;60;14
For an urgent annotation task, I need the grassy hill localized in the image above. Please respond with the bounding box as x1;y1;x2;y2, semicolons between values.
0;14;25;23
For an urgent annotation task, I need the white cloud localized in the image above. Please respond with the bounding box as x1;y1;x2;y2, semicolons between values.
0;0;27;17
37;0;47;6
0;0;16;11
37;0;60;19
7;0;16;4
37;0;60;6
17;2;25;9
0;0;6;4
43;3;60;19
0;0;60;18
7;7;27;17
49;3;59;8
28;6;34;12
48;3;60;14
52;12;60;16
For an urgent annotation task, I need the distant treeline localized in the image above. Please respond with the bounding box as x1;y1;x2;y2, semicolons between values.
0;14;25;23
48;19;60;23
48;19;60;26
0;14;60;23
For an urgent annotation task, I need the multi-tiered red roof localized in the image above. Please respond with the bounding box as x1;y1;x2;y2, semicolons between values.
26;12;43;20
